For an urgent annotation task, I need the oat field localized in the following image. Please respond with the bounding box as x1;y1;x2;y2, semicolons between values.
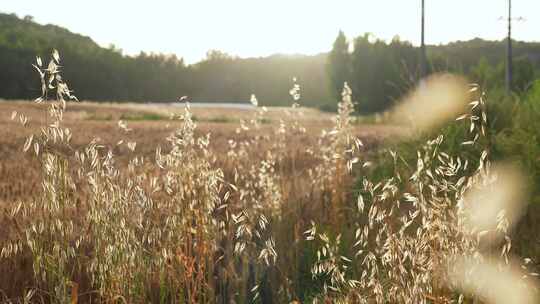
0;52;538;304
0;100;401;205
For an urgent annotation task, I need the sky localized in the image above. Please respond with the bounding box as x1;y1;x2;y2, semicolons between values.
3;0;539;64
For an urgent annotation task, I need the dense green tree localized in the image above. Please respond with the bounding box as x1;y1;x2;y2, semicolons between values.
471;56;536;93
327;30;351;101
329;31;540;113
348;34;418;113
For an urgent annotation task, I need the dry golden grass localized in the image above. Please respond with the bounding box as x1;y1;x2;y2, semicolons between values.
0;100;403;205
1;52;537;304
0;87;402;302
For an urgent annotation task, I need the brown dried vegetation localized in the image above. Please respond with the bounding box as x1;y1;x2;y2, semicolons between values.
0;51;537;304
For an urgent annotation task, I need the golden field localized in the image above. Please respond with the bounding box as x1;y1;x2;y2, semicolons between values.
0;100;402;205
0;97;411;303
0;75;537;303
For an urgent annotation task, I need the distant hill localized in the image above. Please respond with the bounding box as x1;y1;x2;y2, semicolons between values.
1;12;539;108
428;38;540;73
0;13;101;53
0;12;332;106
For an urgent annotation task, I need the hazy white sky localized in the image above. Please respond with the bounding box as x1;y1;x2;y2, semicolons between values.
3;0;539;64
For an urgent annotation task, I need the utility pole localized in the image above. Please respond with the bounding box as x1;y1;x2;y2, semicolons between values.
500;0;524;95
506;0;512;95
420;0;427;80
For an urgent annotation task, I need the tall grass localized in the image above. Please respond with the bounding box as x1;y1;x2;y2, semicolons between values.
0;50;538;303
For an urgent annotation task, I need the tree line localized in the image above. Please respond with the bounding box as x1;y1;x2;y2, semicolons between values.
0;13;330;107
1;12;539;112
327;31;540;113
